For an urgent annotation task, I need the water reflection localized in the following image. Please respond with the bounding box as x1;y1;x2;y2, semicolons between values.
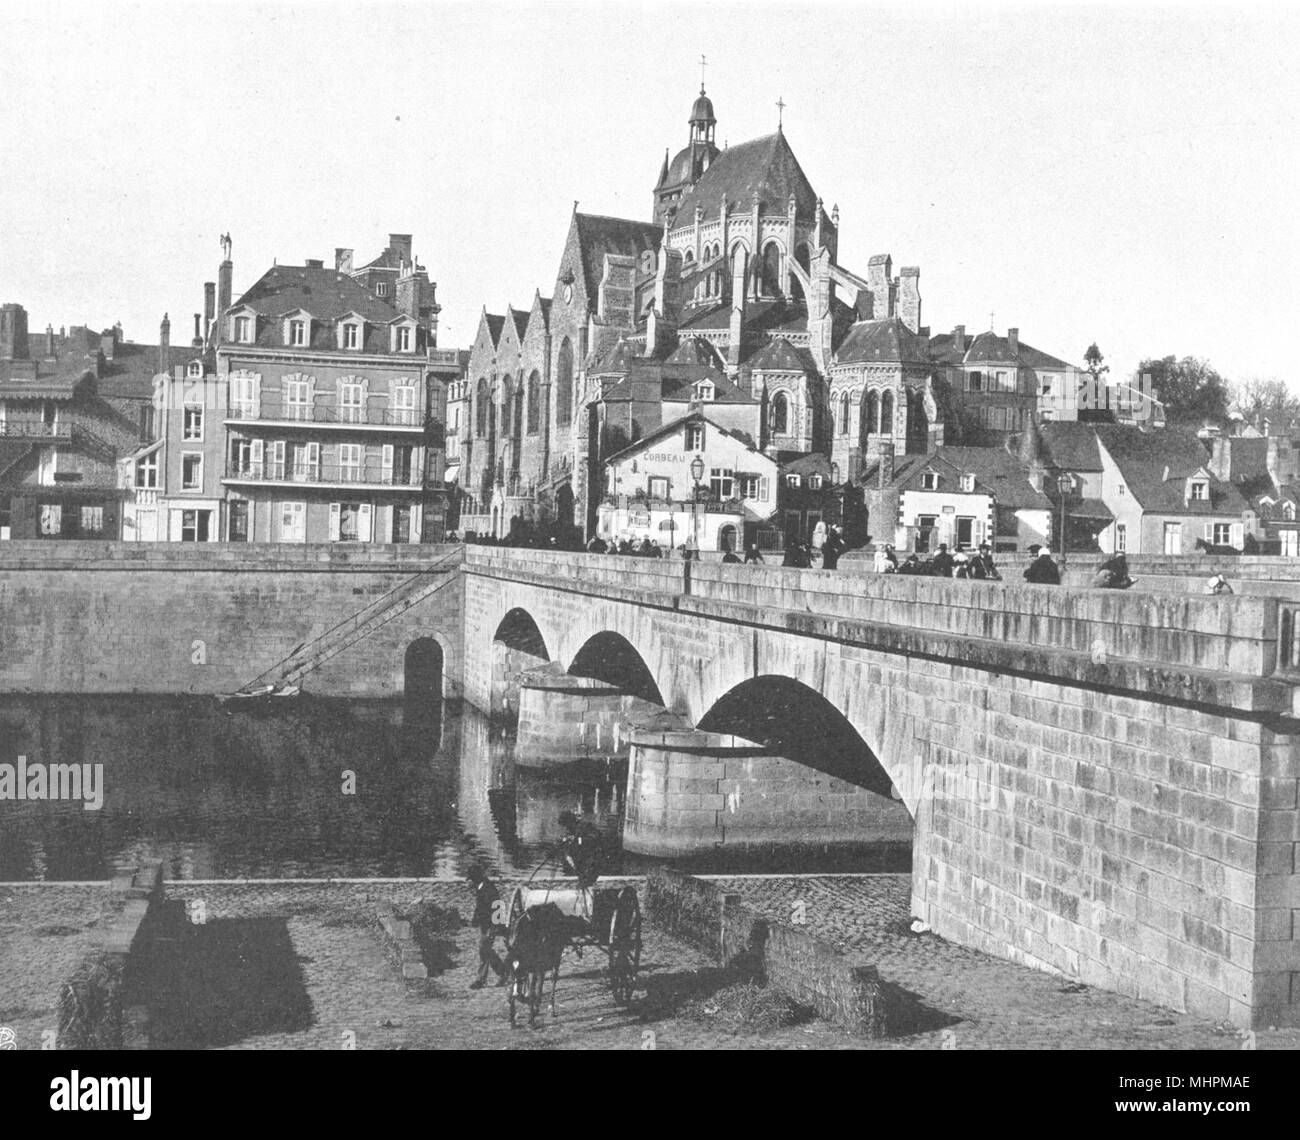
0;695;908;881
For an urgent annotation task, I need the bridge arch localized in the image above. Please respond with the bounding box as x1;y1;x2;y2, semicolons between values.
568;631;665;707
490;607;551;720
696;675;903;807
404;637;444;701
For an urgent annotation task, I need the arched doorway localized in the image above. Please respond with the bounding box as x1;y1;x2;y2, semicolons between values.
718;524;737;554
405;638;444;700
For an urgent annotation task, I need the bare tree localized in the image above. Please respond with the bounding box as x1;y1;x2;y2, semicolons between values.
1231;376;1300;433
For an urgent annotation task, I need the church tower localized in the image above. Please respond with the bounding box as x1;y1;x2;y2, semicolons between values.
653;84;721;225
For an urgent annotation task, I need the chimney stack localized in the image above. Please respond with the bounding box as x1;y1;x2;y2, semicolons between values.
1008;327;1020;357
192;313;202;348
866;254;892;319
100;327;115;361
45;324;55;359
335;248;353;274
217;233;233;318
305;258;324;269
204;282;215;341
159;312;171;374
389;233;413;265
953;324;965;358
898;266;921;333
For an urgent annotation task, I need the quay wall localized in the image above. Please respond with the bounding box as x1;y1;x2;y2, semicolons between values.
0;542;464;698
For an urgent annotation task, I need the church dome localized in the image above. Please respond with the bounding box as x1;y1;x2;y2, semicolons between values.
690;89;716;126
660;143;716;188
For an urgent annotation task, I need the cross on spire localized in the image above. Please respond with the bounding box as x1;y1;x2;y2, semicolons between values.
989;311;996;331
699;53;707;90
776;96;786;128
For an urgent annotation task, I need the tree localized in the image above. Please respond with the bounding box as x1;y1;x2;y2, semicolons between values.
1230;377;1300;434
1083;342;1108;381
1137;355;1230;428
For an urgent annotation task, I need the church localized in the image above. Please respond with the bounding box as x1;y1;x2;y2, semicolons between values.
457;82;1072;549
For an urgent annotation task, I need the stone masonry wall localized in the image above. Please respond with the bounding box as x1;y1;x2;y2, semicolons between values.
0;543;464;698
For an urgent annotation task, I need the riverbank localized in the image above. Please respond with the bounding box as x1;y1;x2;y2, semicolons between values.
4;876;1298;1050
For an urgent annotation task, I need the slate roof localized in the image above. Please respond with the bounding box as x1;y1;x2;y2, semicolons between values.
572;213;663;306
483;313;505;347
1093;425;1248;515
936;329;1073;371
666;336;725;369
602;408;764;466
509;310;529;340
588;336;639;374
921;445;1053;510
781;452;834;477
672;131;818;226
1039;421;1104;472
749;337;815;372
661;365;752;405
834;317;929;365
226;264;416;354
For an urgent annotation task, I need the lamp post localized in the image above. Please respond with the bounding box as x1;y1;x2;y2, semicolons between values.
690;454;705;558
1058;473;1072;569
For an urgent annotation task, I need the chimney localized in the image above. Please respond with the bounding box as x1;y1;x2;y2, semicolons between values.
728;246;748;368
218;233;233;319
1008;327;1020;357
389;233;413;264
204;282;215;341
898;266;921;333
100;327;115;362
159;312;171;374
305;258;324;269
45;324;55;359
953;324;965;358
866;254;892;319
335;248;354;274
192;313;202;348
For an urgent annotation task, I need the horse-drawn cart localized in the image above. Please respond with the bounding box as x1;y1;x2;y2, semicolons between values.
504;879;642;1023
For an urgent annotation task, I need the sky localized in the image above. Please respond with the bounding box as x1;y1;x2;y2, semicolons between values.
1;0;1297;386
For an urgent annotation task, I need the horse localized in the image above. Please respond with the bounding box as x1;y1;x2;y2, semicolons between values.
504;903;568;1027
1195;538;1240;555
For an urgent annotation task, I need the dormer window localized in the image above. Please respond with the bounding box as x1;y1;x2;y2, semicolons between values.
695;380;714;402
376;283;389;297
1286;502;1297;521
809;475;823;490
921;471;938;491
1190;481;1208;501
186;360;202;378
786;474;800;489
234;316;251;343
289;319;306;347
344;323;359;350
397;326;411;352
960;474;975;492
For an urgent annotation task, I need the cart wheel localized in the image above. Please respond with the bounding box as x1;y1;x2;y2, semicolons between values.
607;887;641;1006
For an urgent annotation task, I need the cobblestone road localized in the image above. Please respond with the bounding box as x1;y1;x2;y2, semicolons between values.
3;877;1298;1050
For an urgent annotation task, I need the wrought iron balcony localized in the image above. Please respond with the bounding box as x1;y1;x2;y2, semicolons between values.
225;405;424;428
0;420;71;441
223;462;424;488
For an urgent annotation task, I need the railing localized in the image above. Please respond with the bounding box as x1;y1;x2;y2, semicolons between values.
0;421;71;441
224;463;423;487
226;404;424;427
243;545;464;689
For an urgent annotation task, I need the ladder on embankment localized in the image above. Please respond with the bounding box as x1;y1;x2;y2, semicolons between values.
243;547;462;691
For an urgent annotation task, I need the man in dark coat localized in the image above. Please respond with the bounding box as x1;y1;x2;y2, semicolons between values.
1023;544;1061;585
970;542;1001;580
821;526;844;570
468;866;506;988
743;545;764;564
929;544;955;577
781;543;809;569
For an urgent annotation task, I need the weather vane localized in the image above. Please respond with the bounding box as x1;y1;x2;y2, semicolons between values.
776;96;786;128
700;53;707;89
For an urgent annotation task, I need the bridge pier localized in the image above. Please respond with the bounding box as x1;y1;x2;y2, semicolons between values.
624;726;912;857
515;668;666;767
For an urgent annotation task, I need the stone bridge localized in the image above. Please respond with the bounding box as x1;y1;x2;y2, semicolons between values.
462;546;1300;1029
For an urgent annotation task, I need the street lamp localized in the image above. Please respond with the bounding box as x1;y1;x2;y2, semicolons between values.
690;454;705;558
1057;473;1072;568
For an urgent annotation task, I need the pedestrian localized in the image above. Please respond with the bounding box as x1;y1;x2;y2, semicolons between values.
467;866;506;989
1023;544;1061;585
822;525;844;570
930;543;955;578
1203;573;1234;595
952;552;971;578
782;542;809;569
1093;552;1136;589
722;549;741;563
970;541;1001;580
898;554;922;575
586;535;607;554
743;544;765;564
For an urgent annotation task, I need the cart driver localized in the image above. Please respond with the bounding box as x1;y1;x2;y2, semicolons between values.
558;810;602;918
